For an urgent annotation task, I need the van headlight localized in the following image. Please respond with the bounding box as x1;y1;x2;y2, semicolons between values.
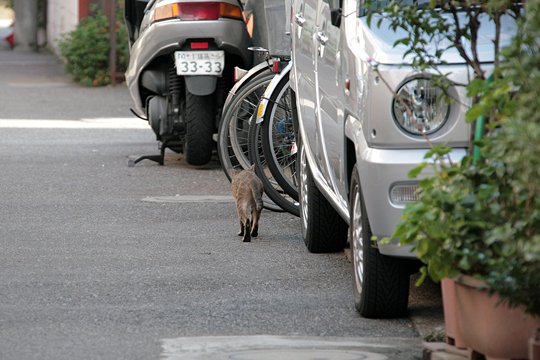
392;78;449;136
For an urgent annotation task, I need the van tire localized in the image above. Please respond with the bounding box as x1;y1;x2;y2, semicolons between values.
350;164;411;318
298;140;347;253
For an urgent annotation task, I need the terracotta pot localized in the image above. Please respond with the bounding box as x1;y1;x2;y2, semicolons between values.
455;275;540;359
441;278;466;349
531;328;540;360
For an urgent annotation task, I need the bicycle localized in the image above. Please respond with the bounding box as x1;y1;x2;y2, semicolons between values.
217;0;297;214
218;47;287;175
255;62;298;201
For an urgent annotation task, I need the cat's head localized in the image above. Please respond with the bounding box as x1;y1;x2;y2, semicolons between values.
229;168;243;178
229;165;256;178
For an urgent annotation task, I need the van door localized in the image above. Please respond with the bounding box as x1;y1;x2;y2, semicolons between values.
314;0;347;206
291;0;319;155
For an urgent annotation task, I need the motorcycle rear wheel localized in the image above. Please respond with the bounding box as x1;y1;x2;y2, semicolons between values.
184;90;215;166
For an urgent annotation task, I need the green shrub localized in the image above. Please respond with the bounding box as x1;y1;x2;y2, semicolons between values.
58;5;128;86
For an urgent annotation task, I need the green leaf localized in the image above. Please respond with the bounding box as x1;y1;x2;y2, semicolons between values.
408;163;428;179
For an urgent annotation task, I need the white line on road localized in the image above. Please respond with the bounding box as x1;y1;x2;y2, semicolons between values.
142;195;234;203
6;82;69;88
0;118;149;129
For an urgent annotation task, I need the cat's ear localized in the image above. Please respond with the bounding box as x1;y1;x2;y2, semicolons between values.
248;164;256;172
230;168;241;177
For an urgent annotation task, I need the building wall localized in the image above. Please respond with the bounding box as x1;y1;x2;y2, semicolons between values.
47;0;78;54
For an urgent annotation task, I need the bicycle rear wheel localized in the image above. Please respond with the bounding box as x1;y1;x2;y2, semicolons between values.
248;120;300;217
260;72;298;201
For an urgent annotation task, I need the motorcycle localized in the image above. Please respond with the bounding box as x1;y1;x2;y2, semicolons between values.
124;0;252;166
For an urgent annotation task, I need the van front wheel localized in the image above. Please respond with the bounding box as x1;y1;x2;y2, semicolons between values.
349;164;411;318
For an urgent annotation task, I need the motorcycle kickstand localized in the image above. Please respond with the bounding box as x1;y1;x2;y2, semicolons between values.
128;139;174;167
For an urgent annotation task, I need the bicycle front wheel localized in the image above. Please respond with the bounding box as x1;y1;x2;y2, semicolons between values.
260;72;298;201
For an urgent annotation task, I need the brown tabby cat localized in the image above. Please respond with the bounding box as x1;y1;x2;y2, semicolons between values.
230;165;264;242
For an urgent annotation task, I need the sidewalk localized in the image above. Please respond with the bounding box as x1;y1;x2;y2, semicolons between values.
0;48;134;120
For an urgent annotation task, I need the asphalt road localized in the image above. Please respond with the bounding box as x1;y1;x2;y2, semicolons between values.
0;49;443;360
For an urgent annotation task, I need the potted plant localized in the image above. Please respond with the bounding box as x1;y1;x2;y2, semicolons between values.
395;110;540;358
369;0;540;358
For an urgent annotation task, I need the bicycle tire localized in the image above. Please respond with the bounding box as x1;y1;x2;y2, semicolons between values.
217;72;285;213
248;120;300;217
260;72;298;201
217;72;276;180
221;66;273;123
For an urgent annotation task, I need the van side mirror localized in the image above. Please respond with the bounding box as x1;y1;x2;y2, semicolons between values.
331;9;342;27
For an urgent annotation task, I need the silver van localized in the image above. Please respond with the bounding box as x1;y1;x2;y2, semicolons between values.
291;0;511;317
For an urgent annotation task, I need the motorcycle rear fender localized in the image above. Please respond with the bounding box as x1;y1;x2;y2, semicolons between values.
185;76;217;96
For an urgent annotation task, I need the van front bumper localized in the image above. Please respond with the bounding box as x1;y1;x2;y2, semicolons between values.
355;139;467;257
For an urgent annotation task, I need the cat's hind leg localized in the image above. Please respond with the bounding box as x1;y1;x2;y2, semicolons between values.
242;219;252;242
238;222;245;236
237;206;245;236
251;208;260;237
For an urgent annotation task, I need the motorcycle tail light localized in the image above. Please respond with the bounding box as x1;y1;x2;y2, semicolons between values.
218;3;243;20
178;3;220;20
154;4;180;21
190;42;209;49
154;2;243;22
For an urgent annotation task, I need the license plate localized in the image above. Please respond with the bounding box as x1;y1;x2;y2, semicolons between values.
175;51;225;76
